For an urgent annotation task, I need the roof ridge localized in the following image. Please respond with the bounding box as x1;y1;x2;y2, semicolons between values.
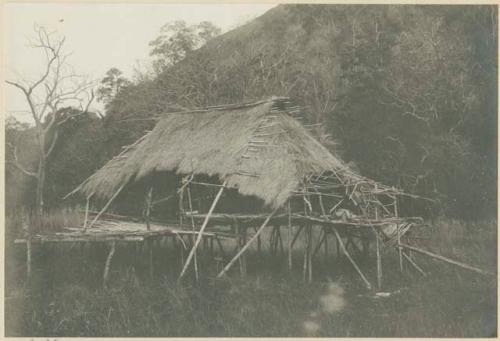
158;96;290;116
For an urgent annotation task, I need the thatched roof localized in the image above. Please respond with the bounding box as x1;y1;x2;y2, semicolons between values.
71;97;391;208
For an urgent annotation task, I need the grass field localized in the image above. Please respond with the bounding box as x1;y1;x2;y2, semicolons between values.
4;213;497;337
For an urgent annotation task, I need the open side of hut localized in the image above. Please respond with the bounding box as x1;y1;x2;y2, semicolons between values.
60;96;491;288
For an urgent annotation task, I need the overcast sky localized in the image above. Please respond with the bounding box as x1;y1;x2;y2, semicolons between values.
3;3;276;122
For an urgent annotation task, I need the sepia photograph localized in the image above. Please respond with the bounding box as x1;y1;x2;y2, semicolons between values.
3;2;498;338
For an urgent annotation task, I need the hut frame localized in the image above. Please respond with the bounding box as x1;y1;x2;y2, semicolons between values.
15;97;493;288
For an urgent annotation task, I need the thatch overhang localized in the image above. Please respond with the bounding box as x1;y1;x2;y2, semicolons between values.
70;97;399;208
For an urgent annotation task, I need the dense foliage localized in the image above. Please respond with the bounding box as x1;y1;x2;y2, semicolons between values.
6;5;497;219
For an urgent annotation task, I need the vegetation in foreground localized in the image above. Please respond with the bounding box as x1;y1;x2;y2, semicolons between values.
5;215;496;337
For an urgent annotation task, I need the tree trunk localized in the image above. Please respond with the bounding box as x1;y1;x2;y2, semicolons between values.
35;158;46;218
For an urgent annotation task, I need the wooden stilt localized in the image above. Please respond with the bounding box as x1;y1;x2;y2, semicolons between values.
332;227;372;290
257;226;262;253
395;199;403;272
291;225;304;248
235;220;243;275
103;241;116;288
83;196;90;231
302;228;308;281
312;228;326;257
397;224;403;272
277;226;284;255
26;237;32;280
308;226;312;283
148;239;154;279
324;227;328;261
215;235;226;259
371;226;382;290
145;187;153;231
179;181;227;280
216;208;279;278
287;201;292;271
186;186;199;281
241;225;248;276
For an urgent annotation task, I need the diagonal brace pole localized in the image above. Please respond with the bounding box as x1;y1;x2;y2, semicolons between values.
179;180;227;280
217;207;279;278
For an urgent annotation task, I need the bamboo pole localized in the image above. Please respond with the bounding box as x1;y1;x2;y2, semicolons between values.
217;207;279;278
148;240;153;279
287;201;292;271
88;184;126;229
308;226;312;283
83;196;91;231
332;227;372;290
179;180;227;280
399;243;493;276
103;241;116;288
26;237;32;280
324;227;328;261
371;226;382;290
145;187;153;231
186;186;198;282
401;250;426;276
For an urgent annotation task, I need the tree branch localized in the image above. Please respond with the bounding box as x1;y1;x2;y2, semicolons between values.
7;142;38;178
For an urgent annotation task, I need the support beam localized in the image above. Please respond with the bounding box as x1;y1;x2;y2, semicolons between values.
145;187;153;231
179;180;227;280
217;207;279;278
401;250;426;276
26;237;32;280
186;186;198;282
399;243;493;276
287;201;292;271
88;184;126;229
332;227;372;290
371;226;382;290
83;196;91;231
103;241;116;287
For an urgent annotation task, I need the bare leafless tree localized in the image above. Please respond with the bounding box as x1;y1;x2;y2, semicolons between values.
6;25;95;217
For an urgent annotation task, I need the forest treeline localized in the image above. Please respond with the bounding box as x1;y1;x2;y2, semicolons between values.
6;5;497;219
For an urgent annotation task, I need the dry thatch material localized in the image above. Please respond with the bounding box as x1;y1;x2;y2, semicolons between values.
71;97;389;208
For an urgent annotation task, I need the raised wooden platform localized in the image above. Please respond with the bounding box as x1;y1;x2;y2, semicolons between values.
14;219;236;244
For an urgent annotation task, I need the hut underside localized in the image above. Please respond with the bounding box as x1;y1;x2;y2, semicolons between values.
16;170;436;291
16;98;492;289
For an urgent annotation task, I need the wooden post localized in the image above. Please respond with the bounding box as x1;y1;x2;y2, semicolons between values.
179;180;227;280
83;196;91;231
217;208;279;278
186;186;199;282
394;198;403;272
26;237;32;280
303;227;308;281
235;220;243;276
148;240;154;279
103;241;116;288
287;201;292;271
324;227;328;261
332;227;372;290
145;187;153;231
308;226;312;283
371;226;382;290
242;225;247;276
88;184;125;229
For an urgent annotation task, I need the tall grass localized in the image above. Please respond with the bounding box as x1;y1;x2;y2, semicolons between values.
4;211;497;337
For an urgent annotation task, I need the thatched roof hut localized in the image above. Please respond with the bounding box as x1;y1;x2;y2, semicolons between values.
71;97;398;209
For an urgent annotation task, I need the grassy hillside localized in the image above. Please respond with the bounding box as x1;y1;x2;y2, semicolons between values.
103;4;497;219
